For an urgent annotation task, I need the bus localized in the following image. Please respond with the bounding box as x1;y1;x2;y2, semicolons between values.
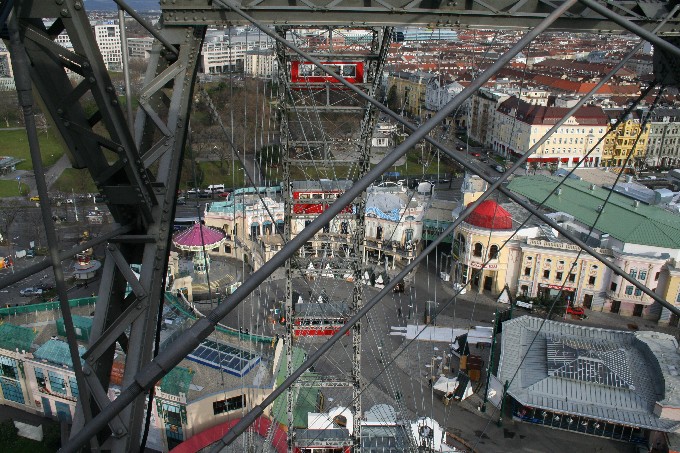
173;217;201;232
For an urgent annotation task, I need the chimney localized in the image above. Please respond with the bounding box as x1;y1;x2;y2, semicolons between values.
556;188;562;196
590;184;596;191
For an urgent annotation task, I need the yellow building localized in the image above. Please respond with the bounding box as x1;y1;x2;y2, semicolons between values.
602;110;650;168
452;200;515;295
386;72;434;118
657;259;680;326
517;239;609;309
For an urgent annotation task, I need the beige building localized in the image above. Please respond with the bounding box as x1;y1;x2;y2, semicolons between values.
452;199;516;295
492;97;607;168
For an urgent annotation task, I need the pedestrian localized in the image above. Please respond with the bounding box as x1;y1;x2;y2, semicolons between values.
397;307;402;318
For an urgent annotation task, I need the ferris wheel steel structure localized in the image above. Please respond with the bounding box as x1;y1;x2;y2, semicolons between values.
1;0;680;452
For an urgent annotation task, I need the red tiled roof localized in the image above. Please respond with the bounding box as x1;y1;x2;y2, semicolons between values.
498;96;608;125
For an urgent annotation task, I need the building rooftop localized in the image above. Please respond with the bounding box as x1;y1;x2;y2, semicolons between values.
160;366;194;397
0;323;35;353
465;200;513;230
507;175;680;249
33;339;86;370
498;316;680;432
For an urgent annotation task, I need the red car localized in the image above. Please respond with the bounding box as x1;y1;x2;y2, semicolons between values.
566;305;586;319
470;152;481;157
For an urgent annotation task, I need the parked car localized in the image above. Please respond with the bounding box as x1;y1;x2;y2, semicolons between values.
176;196;186;205
38;282;55;291
29;196;40;202
470;152;481;157
20;287;43;297
25;249;35;258
452;282;467;295
566;305;586;319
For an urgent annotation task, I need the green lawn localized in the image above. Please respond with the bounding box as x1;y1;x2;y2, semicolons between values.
0;180;30;197
51;168;97;194
0;129;65;170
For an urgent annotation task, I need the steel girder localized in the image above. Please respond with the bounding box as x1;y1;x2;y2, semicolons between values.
160;0;680;34
9;2;206;451
5;0;680;452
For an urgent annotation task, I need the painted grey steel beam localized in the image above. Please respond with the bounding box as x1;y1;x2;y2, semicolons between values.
118;6;134;131
113;0;179;56
159;0;680;34
60;4;571;449
6;12;100;451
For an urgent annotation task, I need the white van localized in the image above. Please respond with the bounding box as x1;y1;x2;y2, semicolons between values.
207;184;225;193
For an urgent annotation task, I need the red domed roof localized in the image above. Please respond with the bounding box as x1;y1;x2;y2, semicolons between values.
466;200;512;230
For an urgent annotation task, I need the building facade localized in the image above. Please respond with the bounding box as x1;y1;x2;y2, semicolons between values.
602;109;650;168
93;23;122;71
645;108;680;168
493;97;607;168
244;49;277;78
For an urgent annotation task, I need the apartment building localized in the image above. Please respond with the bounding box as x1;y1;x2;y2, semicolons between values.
492;96;607;168
244;49;277;78
646;108;680;168
93;23;122;71
602;109;650;168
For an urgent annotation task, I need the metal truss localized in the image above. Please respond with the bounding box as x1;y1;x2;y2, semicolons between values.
3;0;680;452
161;0;680;33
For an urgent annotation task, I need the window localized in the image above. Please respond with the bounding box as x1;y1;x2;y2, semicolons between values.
588;276;596;285
489;245;499;260
676;292;680;303
543;270;550;279
625;286;634;295
213;395;246;415
634;288;642;296
0;363;16;380
69;376;79;399
655;272;660;281
568;273;576;283
473;243;483;257
164;403;182;426
0;356;24;403
556;272;563;281
610;282;617;292
629;269;637;279
48;371;67;395
34;368;46;388
524;267;531;276
638;270;647;281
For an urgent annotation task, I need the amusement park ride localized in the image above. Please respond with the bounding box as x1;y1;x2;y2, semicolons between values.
1;0;680;452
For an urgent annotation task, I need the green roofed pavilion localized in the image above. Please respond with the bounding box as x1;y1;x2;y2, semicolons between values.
160;366;194;396
507;175;680;249
0;323;36;352
33;339;86;369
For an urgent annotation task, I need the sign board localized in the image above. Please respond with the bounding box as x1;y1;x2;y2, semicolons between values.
471;262;498;269
486;374;505;408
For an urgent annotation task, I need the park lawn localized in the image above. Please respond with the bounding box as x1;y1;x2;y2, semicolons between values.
0;129;65;170
51;168;97;194
0;179;30;197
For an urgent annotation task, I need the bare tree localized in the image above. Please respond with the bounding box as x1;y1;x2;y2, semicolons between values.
0;91;20;128
0;200;23;245
26;210;46;248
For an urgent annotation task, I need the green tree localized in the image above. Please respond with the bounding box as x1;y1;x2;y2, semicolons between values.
0;420;18;445
386;84;399;109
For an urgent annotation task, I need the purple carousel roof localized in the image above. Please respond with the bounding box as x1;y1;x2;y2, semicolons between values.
172;223;226;251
